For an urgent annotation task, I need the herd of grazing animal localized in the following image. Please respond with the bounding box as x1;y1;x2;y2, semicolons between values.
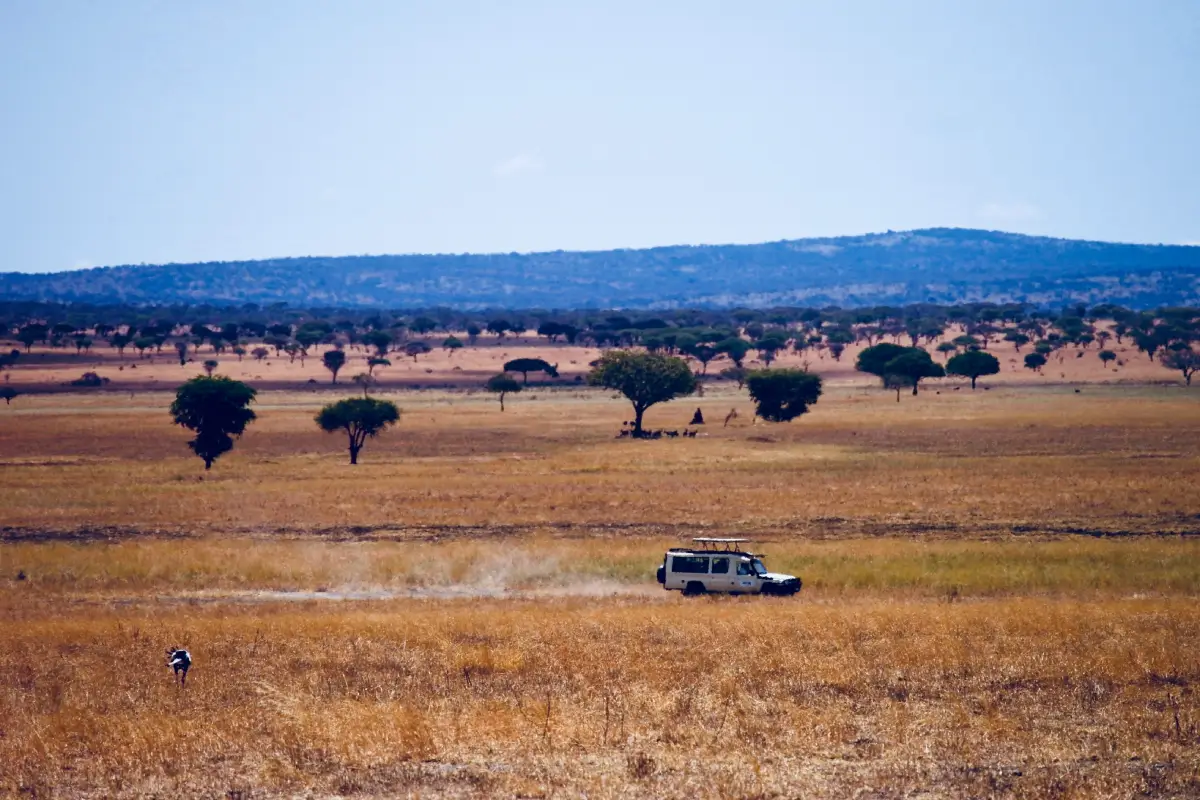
616;422;699;439
615;407;756;438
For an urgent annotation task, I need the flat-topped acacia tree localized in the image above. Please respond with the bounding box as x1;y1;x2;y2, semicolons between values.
486;373;522;411
946;350;1000;389
502;358;558;385
588;350;696;436
169;376;257;469
315;397;400;464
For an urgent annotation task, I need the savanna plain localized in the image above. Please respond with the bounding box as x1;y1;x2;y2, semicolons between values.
2;381;1199;798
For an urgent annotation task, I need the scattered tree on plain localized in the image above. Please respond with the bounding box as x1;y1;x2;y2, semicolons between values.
855;343;910;378
315;397;400;464
946;350;1000;389
746;369;823;422
1161;348;1200;385
485;373;522;411
588;350;696;435
351;372;375;397
716;338;751;368
367;357;390;376
363;331;392;356
1098;349;1117;367
202;359;218;376
323;349;346;383
858;344;944;396
0;387;16;405
1024;353;1047;373
755;336;787;366
880;349;944;396
169;376;257;469
719;365;747;388
405;341;432;362
502;358;559;385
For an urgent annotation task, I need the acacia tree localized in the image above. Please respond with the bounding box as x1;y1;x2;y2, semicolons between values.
588;350;696;435
502;358;559;385
405;341;432;362
855;343;909;378
755;336;788;367
858;343;943;396
1024;353;1047;373
202;359;218;376
486;373;522;411
746;369;822;422
716;338;751;368
0;387;17;405
169;376;257;469
1161;348;1200;386
881;349;944;396
315;397;400;464
946;350;1000;389
363;331;392;356
719;365;747;388
323;349;346;383
351;372;375;397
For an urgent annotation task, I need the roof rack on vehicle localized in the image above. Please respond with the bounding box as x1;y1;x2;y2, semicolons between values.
691;537;750;551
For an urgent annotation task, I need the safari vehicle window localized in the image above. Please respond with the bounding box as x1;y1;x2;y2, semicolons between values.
711;557;730;574
737;561;753;576
671;555;709;574
751;559;767;576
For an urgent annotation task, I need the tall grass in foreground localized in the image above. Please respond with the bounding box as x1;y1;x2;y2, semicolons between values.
5;537;1199;597
2;597;1197;797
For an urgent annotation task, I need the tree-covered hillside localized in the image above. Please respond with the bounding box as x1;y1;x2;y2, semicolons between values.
3;228;1199;309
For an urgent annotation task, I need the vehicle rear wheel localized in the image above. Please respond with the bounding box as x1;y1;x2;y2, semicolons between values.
682;581;706;596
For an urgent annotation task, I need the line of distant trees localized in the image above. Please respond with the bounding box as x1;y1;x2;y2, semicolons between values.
2;300;1198;386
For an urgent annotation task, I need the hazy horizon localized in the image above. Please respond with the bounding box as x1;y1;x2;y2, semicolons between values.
5;225;1200;276
3;1;1198;273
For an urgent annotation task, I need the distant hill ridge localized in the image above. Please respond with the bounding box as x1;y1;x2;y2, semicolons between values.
3;228;1199;309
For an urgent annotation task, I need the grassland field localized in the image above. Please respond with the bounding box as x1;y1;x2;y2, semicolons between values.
1;376;1199;798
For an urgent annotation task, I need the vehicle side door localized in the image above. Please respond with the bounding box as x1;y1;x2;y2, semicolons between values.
708;556;736;593
734;558;761;593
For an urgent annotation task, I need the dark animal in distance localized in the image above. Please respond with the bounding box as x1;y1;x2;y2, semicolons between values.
616;428;697;440
167;648;191;686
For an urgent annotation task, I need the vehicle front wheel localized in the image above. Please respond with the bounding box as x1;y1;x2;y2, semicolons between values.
682;581;707;596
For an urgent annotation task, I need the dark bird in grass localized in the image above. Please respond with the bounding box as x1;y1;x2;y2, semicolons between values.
167;648;191;686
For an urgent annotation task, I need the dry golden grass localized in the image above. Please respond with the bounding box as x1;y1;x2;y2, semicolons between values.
2;597;1198;797
4;537;1200;598
1;384;1198;538
2;383;1199;796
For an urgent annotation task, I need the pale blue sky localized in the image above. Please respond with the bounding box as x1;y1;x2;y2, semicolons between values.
2;0;1198;273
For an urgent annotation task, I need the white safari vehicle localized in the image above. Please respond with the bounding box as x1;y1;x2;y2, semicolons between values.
655;538;802;596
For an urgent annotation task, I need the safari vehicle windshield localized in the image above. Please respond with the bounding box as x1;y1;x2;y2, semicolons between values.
751;559;767;575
